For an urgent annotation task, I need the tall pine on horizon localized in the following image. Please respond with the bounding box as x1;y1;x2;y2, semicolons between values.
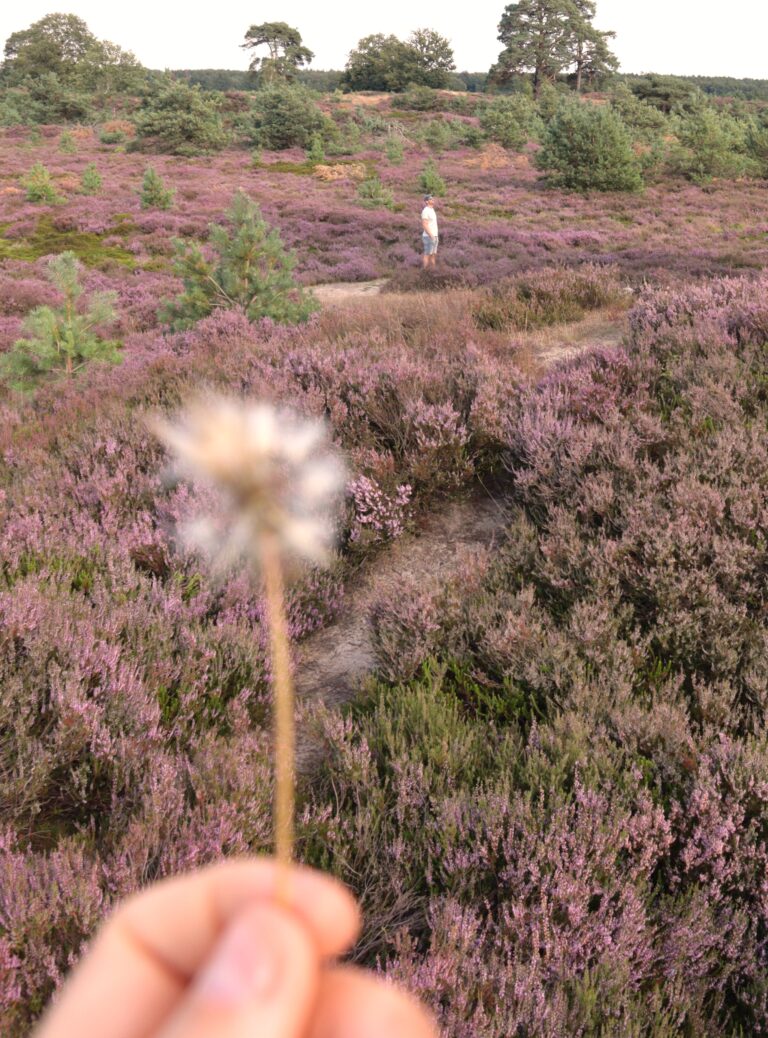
490;0;618;96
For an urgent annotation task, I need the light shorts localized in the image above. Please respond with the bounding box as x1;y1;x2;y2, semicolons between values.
422;232;439;256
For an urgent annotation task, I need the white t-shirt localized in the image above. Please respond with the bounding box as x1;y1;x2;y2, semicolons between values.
421;205;438;237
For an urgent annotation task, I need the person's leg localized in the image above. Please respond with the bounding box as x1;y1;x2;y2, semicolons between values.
422;233;430;268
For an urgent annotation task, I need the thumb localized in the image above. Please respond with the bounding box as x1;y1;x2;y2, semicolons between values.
157;900;319;1038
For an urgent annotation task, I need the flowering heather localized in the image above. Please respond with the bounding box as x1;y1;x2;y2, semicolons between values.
3;112;768;1035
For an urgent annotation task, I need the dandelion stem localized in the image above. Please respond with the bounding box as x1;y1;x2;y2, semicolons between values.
259;528;295;901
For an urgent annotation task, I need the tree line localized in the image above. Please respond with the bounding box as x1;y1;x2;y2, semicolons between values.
4;7;768;106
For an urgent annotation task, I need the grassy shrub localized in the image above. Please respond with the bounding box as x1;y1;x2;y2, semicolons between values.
473;264;625;331
160;189;318;329
537;102;644;192
0;252;120;389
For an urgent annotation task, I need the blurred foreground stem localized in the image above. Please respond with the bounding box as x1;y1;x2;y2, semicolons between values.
259;529;295;899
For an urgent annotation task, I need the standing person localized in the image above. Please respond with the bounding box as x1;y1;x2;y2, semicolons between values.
421;194;438;269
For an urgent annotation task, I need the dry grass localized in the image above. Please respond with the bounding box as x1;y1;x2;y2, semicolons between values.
313;284;629;381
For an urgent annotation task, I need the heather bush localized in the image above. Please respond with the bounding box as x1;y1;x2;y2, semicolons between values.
0;252;120;389
537;101;644;192
21;162;63;205
139;166;175;210
473;264;626;331
300;272;768;1035
160;190;318;329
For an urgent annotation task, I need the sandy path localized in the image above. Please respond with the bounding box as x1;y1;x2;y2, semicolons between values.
295;493;504;711
293;295;627;739
310;279;389;304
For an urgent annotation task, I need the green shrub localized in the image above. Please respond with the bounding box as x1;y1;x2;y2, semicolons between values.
421;118;456;153
0;251;120;390
160;190;318;330
608;83;667;144
305;133;325;163
21;162;64;204
140;167;174;210
99;128;127;145
133;77;229;156
460;123;485;149
537;102;644;192
385;136;405;163
418;158;446;197
480;95;542;150
58;130;77;154
243;85;326;150
399;84;440;111
357;175;396;210
80;163;102;195
746;119;768;177
670;107;749;183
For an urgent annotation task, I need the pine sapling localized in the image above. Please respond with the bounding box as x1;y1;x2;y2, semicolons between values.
0;251;121;390
140;166;175;210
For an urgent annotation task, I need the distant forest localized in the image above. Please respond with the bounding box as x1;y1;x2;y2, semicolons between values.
168;67;768;100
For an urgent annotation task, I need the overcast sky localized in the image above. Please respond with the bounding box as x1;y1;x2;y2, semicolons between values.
1;2;767;78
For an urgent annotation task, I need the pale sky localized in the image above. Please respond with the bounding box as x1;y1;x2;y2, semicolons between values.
1;1;767;78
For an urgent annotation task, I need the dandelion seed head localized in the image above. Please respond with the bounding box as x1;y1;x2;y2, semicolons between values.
152;396;345;570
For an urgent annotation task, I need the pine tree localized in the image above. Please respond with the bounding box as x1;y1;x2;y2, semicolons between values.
569;0;618;92
21;162;63;204
140;166;174;209
536;100;643;191
160;191;318;330
490;0;617;97
80;162;102;194
491;0;579;97
0;252;120;389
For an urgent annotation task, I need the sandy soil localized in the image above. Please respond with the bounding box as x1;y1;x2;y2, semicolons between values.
310;279;389;304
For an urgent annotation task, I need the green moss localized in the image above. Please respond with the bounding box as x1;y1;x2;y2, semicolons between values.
0;216;136;268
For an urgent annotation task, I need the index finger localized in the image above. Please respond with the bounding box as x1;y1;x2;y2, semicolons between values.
36;858;360;1038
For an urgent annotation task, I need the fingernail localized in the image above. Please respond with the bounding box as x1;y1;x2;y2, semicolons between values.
195;913;280;1006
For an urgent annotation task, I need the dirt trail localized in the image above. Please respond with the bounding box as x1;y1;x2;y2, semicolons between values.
295;493;504;710
294;294;627;723
310;279;389;305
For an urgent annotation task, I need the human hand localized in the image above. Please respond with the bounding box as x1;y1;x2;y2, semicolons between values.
35;858;437;1038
